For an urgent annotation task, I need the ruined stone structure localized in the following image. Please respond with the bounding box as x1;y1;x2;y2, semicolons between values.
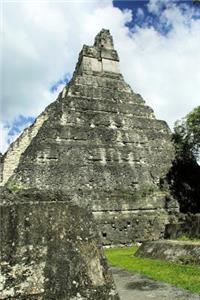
1;29;178;245
135;240;200;265
0;189;119;299
165;213;200;240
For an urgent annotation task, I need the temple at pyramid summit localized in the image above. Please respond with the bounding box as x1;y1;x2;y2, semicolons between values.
0;29;178;245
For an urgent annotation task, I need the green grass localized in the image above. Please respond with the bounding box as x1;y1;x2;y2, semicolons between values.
104;246;200;294
176;236;200;243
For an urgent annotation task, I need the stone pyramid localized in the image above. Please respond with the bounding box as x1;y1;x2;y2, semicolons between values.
1;29;176;245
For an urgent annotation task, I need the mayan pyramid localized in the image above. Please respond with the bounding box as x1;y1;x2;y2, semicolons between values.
1;29;177;245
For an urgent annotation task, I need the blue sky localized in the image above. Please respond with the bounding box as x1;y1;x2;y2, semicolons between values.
48;0;200;93
114;0;194;10
1;0;200;153
50;73;71;93
113;0;199;34
4;116;35;145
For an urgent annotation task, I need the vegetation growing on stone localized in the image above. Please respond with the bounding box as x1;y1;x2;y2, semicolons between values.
6;182;25;192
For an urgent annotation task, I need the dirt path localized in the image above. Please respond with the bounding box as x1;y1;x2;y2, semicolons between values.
111;267;200;300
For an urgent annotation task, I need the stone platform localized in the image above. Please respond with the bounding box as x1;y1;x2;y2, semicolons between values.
135;240;200;265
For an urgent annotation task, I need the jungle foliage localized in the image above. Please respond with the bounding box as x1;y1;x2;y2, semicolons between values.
167;106;200;213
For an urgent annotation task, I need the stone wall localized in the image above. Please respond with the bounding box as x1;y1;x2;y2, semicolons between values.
135;240;200;265
95;209;169;245
165;214;200;239
0;189;119;300
0;104;54;187
92;191;170;245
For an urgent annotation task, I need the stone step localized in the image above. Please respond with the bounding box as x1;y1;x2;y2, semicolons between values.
68;83;145;104
62;100;154;119
73;74;133;92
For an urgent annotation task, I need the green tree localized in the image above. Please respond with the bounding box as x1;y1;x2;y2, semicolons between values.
167;106;200;213
173;106;200;161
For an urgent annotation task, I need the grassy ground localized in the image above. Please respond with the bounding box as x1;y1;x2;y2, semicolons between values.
104;246;200;294
176;236;200;243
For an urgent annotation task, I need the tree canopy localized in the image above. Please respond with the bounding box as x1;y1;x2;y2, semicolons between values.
167;106;200;213
173;106;200;162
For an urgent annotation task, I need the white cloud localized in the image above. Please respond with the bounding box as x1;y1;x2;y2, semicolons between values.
1;0;200;153
0;124;10;154
1;0;113;123
118;1;200;129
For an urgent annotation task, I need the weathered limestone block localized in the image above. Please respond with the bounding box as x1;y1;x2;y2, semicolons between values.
135;240;200;265
80;57;102;73
94;29;116;51
102;58;120;73
78;29;120;75
0;189;119;300
95;209;169;245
